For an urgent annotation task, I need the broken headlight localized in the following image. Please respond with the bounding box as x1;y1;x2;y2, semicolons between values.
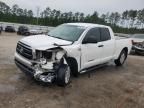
55;51;65;60
40;58;47;65
36;50;52;60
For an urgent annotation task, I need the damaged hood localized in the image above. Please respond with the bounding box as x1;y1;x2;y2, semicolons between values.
20;35;72;50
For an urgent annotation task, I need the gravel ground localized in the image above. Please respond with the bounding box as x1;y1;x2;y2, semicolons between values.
0;32;144;108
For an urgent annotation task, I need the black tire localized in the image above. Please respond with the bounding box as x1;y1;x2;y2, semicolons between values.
67;58;79;77
56;64;71;87
115;50;127;66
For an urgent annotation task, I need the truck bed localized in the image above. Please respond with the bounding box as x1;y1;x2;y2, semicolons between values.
115;36;129;40
114;36;132;59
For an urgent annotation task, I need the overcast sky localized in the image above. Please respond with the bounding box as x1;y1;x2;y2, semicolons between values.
2;0;144;15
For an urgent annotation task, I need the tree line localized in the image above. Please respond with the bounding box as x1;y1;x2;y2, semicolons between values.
0;1;144;34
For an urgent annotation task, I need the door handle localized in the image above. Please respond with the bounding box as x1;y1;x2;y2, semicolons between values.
98;45;104;47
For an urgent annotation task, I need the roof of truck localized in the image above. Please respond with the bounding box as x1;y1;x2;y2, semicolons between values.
67;23;110;28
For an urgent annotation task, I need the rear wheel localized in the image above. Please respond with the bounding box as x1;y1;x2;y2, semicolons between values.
115;50;127;66
56;64;71;86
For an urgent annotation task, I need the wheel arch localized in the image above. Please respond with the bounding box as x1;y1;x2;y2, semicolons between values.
114;47;128;66
65;57;79;77
122;47;128;56
115;47;128;59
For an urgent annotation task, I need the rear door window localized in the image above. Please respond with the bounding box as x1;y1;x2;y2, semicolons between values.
100;28;111;41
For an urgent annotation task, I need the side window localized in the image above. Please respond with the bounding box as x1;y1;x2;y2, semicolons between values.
100;28;111;41
83;28;100;43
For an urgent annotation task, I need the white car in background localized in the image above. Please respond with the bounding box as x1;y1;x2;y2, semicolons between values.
15;23;132;86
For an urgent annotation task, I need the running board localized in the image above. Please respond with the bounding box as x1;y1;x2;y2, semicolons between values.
80;63;108;74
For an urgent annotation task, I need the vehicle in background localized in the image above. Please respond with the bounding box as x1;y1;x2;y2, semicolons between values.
0;26;3;31
17;26;45;36
15;23;132;86
17;26;29;36
5;26;15;32
29;29;44;35
0;26;1;34
131;34;144;55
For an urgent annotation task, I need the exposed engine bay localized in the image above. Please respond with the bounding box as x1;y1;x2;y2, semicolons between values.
31;48;69;83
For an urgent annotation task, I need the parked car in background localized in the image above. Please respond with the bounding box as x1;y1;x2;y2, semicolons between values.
17;26;45;36
17;26;29;35
5;26;15;32
131;34;144;55
29;29;44;35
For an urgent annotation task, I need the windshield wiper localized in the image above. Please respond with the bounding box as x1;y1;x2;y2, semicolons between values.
53;43;61;47
48;34;74;43
53;42;73;47
54;36;66;40
48;34;52;37
48;34;68;41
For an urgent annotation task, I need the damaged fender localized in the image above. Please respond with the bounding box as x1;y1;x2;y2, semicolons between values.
32;47;70;83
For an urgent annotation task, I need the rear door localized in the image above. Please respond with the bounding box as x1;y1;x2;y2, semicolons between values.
100;28;115;63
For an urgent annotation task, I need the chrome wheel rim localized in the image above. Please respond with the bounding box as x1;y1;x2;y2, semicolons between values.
65;66;70;84
120;53;126;64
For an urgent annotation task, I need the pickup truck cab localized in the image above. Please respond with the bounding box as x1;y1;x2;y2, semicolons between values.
15;23;132;86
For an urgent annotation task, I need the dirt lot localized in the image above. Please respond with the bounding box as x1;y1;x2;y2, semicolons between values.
0;32;144;108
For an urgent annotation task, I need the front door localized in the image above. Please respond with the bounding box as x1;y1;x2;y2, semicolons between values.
81;28;103;70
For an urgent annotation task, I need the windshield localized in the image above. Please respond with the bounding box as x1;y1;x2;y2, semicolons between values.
133;34;144;39
48;24;86;42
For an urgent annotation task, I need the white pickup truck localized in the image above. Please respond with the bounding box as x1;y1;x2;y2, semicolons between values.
15;23;132;86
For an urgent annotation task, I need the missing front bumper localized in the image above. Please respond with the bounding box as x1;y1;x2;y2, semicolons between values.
15;59;56;83
15;59;35;76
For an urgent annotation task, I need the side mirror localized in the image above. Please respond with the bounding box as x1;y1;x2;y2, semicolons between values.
82;36;97;44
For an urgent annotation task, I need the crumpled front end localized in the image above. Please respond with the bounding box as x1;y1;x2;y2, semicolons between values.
32;48;68;83
15;44;68;83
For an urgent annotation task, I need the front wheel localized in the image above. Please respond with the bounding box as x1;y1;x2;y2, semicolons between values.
56;64;71;86
115;50;127;66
